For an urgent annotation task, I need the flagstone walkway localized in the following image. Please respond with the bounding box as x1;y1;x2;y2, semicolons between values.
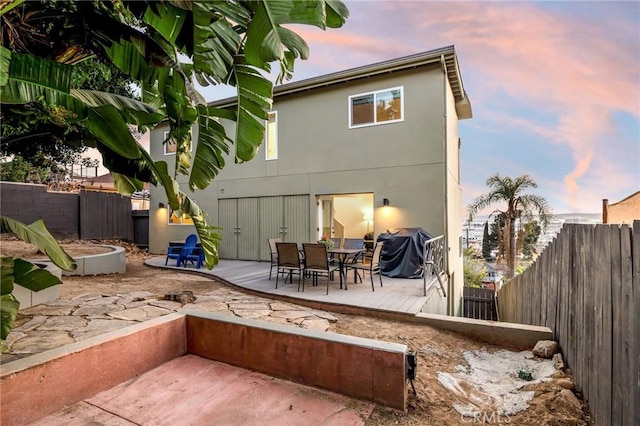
1;288;337;364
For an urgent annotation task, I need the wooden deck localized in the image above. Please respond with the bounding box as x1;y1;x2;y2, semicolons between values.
146;257;435;318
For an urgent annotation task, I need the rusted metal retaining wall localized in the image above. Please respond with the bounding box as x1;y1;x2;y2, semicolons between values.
497;222;639;426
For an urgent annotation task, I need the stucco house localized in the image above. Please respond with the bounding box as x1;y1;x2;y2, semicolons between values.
148;45;472;315
602;191;640;224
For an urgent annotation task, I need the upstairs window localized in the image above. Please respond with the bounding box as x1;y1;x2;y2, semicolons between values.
163;131;193;156
265;111;278;160
349;86;404;128
163;131;176;155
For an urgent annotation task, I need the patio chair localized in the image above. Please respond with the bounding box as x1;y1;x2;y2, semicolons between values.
329;237;342;248
346;242;383;291
165;234;202;268
343;237;365;264
267;237;282;280
302;243;340;295
275;242;303;290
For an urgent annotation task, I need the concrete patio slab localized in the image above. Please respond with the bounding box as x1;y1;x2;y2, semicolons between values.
34;355;374;426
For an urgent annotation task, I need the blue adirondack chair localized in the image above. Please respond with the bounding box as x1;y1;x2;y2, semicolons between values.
165;234;202;268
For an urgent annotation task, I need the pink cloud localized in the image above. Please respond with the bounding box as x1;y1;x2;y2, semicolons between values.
394;1;639;211
287;1;638;212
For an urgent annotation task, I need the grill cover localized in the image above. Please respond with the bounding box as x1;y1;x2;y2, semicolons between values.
378;227;432;278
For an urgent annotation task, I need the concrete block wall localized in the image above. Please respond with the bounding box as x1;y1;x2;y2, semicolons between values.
0;182;79;239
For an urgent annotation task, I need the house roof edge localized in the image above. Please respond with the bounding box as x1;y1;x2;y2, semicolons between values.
210;45;472;117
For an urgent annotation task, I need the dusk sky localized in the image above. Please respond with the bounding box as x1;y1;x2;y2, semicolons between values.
200;0;640;216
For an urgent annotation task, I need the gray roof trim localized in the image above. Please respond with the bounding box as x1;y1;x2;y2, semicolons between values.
210;45;472;118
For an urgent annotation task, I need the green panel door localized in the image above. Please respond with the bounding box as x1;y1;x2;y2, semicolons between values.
218;199;237;259
237;197;259;260
284;195;310;244
259;196;284;261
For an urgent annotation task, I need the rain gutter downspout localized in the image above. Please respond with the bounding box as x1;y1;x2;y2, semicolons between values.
440;54;453;316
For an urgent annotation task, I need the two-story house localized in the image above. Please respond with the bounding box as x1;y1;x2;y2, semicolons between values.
148;45;472;315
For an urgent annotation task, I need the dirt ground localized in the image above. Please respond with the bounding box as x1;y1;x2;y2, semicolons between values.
2;238;591;425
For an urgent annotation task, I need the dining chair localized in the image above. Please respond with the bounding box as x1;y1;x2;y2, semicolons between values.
329;237;342;248
275;242;303;289
343;237;365;265
302;243;340;295
347;242;383;291
267;237;282;280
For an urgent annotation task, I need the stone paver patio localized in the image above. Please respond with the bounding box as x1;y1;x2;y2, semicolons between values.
2;288;337;363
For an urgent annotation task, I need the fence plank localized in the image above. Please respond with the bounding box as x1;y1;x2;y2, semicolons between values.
611;225;626;426
630;221;640;426
80;190;133;240
497;222;639;425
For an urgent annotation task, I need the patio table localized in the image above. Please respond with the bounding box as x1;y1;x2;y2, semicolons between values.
327;248;363;290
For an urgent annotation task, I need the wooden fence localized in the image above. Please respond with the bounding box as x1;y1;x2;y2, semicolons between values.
79;190;133;240
497;222;639;426
462;287;498;320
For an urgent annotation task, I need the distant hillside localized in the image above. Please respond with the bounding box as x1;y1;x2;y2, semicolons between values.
553;213;601;223
471;212;601;223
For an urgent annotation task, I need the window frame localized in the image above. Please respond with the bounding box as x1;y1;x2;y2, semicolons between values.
163;130;193;156
167;207;194;226
265;110;278;161
348;86;404;129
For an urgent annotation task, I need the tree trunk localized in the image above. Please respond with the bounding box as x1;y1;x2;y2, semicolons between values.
508;217;517;278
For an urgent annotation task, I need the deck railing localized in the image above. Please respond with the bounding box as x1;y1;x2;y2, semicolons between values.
423;235;447;297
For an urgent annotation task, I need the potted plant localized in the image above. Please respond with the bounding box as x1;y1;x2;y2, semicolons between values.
318;234;334;249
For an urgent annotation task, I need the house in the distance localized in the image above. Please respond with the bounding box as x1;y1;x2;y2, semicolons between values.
602;191;640;224
148;45;472;316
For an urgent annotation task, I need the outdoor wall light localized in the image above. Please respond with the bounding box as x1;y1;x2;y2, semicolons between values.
158;202;166;209
383;198;390;207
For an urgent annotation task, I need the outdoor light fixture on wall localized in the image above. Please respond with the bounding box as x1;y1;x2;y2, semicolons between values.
383;198;390;207
158;202;166;209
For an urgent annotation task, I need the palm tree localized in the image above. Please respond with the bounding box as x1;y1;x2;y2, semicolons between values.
468;174;552;279
0;0;349;269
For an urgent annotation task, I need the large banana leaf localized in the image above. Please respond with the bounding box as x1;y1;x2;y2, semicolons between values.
245;1;342;68
2;53;157;160
0;0;25;16
180;194;222;268
111;172;146;196
0;46;10;86
0;217;76;272
0;216;74;342
84;105;143;160
143;2;188;46
12;258;62;291
232;57;272;162
191;2;241;83
0;256;14;297
1;294;19;342
1;52;85;111
325;0;350;28
70;89;163;125
188;105;234;190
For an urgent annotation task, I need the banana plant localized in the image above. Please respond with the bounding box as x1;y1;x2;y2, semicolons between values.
0;216;77;342
0;0;349;269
